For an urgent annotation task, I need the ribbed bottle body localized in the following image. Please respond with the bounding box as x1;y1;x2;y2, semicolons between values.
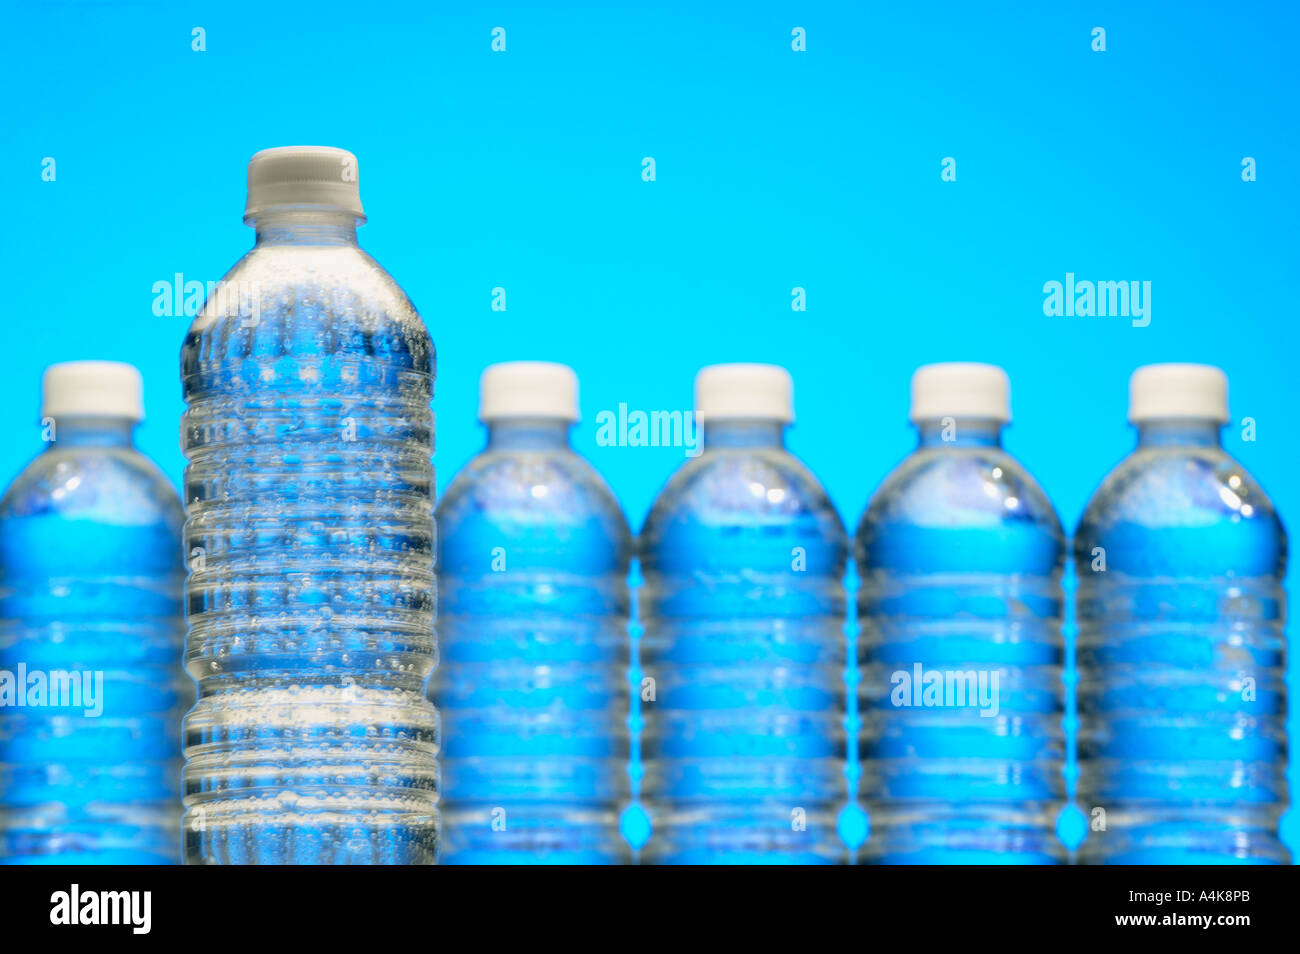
1075;430;1287;864
640;429;847;864
180;238;440;864
0;430;185;863
433;424;630;863
858;434;1065;863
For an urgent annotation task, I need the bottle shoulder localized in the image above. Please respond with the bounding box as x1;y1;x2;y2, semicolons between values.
0;445;183;528
183;244;432;371
1075;445;1284;560
858;445;1062;541
438;447;630;544
641;447;845;540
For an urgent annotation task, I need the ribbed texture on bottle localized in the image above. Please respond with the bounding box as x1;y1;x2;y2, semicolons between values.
0;573;185;863
856;445;1066;865
1074;445;1288;865
432;449;630;864
0;446;185;865
180;259;439;864
639;610;847;863
1076;573;1288;864
434;577;629;863
858;570;1065;863
639;451;848;864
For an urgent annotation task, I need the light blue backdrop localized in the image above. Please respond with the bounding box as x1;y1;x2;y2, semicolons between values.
2;0;1296;854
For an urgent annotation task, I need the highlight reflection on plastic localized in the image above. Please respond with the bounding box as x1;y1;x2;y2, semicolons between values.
1076;412;1288;864
434;411;631;864
640;409;848;865
0;410;185;864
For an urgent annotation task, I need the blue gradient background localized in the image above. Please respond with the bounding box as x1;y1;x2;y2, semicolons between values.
2;1;1296;856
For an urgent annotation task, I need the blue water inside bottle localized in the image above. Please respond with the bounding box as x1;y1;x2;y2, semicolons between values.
857;418;1066;864
640;418;847;864
0;415;185;864
434;417;630;863
1075;418;1288;864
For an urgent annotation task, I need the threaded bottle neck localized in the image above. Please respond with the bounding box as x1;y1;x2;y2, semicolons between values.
916;417;1003;448
701;419;785;450
253;210;359;246
1136;419;1222;448
486;418;572;451
45;415;136;448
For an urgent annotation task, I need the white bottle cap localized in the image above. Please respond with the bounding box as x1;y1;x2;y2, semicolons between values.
1129;363;1229;423
244;146;365;224
910;362;1011;423
479;361;579;422
694;363;794;423
42;361;144;422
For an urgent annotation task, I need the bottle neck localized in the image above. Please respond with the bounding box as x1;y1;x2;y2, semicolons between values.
485;418;572;451
253;210;359;247
916;417;1003;448
46;415;136;448
1136;419;1222;448
702;419;786;450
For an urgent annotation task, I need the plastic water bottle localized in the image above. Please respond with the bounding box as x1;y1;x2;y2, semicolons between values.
180;147;439;864
1075;364;1288;864
0;362;185;864
433;362;630;863
858;363;1065;864
639;364;847;864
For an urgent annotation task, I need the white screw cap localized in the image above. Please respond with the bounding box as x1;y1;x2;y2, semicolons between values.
1129;363;1228;424
910;362;1010;423
694;363;794;423
42;361;144;422
479;361;579;422
244;146;365;224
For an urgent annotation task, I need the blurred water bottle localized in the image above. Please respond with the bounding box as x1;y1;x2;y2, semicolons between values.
639;364;847;864
433;362;630;863
1075;364;1287;864
858;363;1065;863
181;146;439;864
0;362;185;864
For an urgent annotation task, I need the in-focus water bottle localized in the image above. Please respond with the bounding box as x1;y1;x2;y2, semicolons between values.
639;364;847;864
181;147;439;864
0;362;185;864
433;362;630;863
1075;363;1288;864
858;363;1065;864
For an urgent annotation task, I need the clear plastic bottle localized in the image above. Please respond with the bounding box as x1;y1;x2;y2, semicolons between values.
180;147;440;864
639;364;847;864
857;363;1065;864
0;362;185;864
433;362;630;863
1075;364;1288;864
